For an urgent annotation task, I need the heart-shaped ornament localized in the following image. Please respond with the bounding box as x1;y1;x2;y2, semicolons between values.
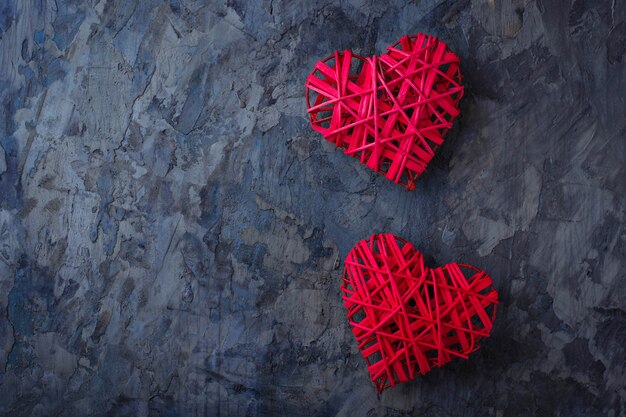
342;234;498;393
305;34;464;190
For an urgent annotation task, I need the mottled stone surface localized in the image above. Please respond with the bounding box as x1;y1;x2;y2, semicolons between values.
0;0;625;416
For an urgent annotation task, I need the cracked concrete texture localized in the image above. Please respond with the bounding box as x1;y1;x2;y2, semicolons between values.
0;0;625;416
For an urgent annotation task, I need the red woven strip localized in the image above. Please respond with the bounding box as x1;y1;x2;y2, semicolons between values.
342;234;498;393
306;34;463;190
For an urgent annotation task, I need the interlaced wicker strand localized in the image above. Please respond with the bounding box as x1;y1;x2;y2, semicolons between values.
342;234;498;393
305;34;464;190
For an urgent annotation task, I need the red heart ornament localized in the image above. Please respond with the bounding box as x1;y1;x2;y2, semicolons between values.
342;234;498;393
305;34;464;190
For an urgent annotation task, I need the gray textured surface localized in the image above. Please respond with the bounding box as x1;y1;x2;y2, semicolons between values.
1;0;625;416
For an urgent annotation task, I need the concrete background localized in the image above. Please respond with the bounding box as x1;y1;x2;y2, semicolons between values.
0;0;625;416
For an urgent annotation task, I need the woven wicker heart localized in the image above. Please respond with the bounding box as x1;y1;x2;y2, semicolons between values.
341;234;498;393
305;34;463;190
